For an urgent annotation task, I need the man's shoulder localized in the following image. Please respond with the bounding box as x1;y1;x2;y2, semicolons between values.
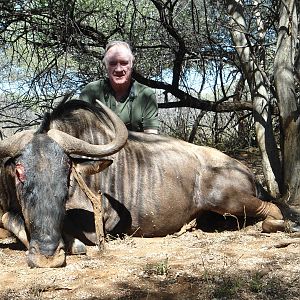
133;81;155;97
84;79;106;91
79;79;108;103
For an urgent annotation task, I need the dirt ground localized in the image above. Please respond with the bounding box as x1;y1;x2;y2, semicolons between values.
1;150;300;300
1;225;300;300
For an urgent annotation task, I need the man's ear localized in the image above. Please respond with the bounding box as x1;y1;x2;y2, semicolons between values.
72;158;113;175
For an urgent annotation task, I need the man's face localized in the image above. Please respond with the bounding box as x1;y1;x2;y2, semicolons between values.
105;45;133;90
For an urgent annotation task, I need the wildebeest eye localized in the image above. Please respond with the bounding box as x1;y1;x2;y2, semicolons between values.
15;163;26;183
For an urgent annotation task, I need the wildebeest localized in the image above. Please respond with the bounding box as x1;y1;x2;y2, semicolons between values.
0;100;299;268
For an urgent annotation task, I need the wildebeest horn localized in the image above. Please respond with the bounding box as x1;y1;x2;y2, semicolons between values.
48;100;128;157
0;130;35;158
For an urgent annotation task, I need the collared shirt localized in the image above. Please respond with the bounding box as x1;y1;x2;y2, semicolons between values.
79;79;159;132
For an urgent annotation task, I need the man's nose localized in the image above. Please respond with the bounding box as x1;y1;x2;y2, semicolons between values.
115;63;124;71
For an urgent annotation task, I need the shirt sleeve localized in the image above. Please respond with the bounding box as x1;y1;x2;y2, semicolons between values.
142;90;160;130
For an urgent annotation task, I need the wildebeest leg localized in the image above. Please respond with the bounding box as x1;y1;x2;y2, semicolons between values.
255;200;286;232
206;194;286;233
0;201;12;239
1;212;29;248
0;228;12;239
63;233;87;255
63;210;97;246
257;202;300;232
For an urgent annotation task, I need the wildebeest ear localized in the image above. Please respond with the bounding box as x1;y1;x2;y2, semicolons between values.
72;158;113;175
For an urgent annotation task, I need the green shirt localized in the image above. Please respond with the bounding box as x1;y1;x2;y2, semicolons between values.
79;79;159;132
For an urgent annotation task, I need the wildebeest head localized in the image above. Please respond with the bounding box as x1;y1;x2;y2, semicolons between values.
12;134;70;267
0;100;128;268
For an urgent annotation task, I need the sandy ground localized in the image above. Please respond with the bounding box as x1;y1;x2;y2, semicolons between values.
1;222;300;300
1;150;299;299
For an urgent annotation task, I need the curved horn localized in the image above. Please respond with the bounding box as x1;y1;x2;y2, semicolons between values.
0;130;35;158
48;100;128;157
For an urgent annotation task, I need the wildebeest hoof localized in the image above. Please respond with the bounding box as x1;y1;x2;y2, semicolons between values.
66;238;87;255
285;221;300;233
262;218;285;233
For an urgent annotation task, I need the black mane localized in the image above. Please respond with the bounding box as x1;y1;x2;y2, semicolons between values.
37;98;101;134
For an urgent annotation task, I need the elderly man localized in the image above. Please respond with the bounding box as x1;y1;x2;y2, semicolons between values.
79;41;159;134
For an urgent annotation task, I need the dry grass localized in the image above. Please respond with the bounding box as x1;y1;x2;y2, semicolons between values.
1;225;300;299
1;149;299;299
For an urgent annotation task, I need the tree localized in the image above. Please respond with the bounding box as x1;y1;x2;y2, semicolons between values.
0;0;252;109
1;0;300;205
274;0;300;206
225;0;282;196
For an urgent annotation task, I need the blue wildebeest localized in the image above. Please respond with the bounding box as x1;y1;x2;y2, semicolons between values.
0;100;299;268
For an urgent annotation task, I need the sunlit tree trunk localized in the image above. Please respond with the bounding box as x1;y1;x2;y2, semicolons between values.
274;0;300;206
226;0;282;197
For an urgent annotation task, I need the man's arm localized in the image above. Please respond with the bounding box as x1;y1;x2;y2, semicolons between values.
142;89;160;134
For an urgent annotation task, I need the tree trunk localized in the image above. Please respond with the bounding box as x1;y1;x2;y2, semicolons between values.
226;0;282;197
274;0;300;206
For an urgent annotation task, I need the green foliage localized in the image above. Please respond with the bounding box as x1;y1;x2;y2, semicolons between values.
212;276;243;299
144;256;169;276
1;0;237;92
249;272;264;293
0;0;281;148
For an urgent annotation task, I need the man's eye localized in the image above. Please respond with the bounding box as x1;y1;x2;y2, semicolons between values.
121;61;129;66
109;61;117;66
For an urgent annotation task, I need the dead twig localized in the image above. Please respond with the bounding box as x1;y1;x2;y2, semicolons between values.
72;166;105;252
172;219;198;237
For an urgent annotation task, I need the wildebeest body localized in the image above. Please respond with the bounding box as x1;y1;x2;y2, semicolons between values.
66;131;274;242
0;100;298;267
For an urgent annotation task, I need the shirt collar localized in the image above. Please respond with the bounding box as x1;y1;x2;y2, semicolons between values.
128;80;136;100
104;78;136;101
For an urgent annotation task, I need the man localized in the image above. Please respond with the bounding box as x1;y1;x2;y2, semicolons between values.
79;41;159;134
